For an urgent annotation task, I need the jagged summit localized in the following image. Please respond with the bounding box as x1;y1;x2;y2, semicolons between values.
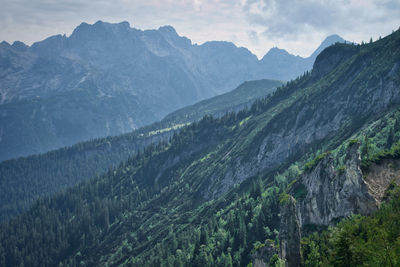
8;41;29;52
70;20;132;38
0;41;10;47
261;47;295;61
158;25;177;34
258;34;346;80
310;34;346;59
262;34;346;62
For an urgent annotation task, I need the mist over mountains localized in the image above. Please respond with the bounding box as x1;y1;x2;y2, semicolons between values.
0;20;345;161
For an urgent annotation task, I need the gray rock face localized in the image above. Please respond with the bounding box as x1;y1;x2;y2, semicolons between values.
279;144;378;265
0;21;345;161
292;144;377;227
364;158;400;203
279;196;301;267
251;241;279;267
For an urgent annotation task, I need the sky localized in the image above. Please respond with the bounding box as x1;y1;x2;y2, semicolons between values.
1;0;400;58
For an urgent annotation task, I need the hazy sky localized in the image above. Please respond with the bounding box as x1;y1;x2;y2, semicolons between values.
1;0;400;58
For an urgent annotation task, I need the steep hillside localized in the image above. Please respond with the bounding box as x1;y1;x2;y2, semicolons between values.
161;79;282;125
0;79;281;221
0;21;344;161
0;30;397;267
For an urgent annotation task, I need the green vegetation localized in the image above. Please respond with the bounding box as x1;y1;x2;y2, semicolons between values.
0;121;177;221
336;165;346;175
147;123;190;136
293;184;307;201
303;152;331;172
361;140;400;170
161;79;282;125
348;139;359;146
302;184;400;266
279;193;291;205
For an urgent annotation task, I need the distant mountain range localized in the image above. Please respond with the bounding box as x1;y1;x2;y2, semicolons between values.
260;34;346;80
0;20;345;161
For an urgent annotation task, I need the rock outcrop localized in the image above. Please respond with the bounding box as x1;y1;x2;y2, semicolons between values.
363;158;400;203
293;143;376;227
251;240;279;267
280;143;378;265
279;196;301;267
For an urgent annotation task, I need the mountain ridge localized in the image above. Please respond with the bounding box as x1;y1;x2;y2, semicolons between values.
0;20;346;162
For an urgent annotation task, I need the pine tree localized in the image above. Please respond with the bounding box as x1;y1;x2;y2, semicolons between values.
361;136;370;159
394;118;400;132
305;241;322;267
387;127;394;149
199;226;209;245
227;252;233;267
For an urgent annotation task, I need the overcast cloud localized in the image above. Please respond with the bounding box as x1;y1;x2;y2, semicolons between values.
1;0;399;58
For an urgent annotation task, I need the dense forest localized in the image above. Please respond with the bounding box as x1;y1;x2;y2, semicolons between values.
302;182;400;266
0;121;175;221
0;79;280;222
0;29;399;266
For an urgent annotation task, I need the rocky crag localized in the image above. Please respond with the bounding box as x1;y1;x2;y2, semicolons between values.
279;143;399;266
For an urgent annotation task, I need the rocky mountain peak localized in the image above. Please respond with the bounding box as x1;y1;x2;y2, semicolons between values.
158;25;178;35
310;34;346;59
11;41;28;52
0;41;11;49
261;47;293;61
68;20;133;44
157;25;192;48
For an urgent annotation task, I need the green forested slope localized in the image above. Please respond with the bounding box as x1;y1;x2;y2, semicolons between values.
0;79;281;221
0;126;173;221
161;79;282;125
0;30;399;266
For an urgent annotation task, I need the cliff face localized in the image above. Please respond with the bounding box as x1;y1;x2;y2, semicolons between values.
364;158;400;203
251;241;279;267
274;33;400;265
280;144;378;265
293;144;376;227
279;196;301;267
